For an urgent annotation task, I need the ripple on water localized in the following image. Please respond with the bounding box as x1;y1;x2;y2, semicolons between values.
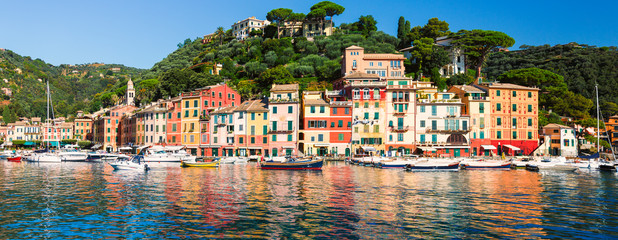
0;161;617;238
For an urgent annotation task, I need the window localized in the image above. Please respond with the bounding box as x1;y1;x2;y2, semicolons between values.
432;134;437;143
353;89;360;99
320;106;325;113
479;103;485;113
512;91;517;97
497;117;502;126
273;106;278;114
374;125;380;133
420;135;426;143
373;88;380;99
318;134;323;142
345;108;349;114
251;113;255;120
528;132;533;139
251;137;255;144
364;112;369;119
354;102;359;108
480;131;484;139
333;108;338;114
310;106;315;113
193;110;198;117
338;120;343;127
272;121;277;131
420;106;425;113
512;104;517;111
263;137;267;144
513;117;517;128
363;89;370;100
263;125;268;135
397;133;404;141
263;113;267;120
338;133;344;141
431;106;437;116
288;121;293;131
374;112;379;119
288;106;293;113
431;120;437;130
239;137;244;144
528;92;532;98
496;90;501;96
528;105;532;112
497;131;502;139
420;120;426;128
513;131;517;139
251;126;255;135
364;102;369;108
185;101;189;108
272;135;277;141
497;103;501;111
287;134;292;141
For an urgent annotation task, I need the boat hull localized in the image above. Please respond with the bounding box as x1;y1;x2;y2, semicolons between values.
181;161;219;168
260;159;324;170
108;161;149;171
461;163;512;170
405;162;460;172
7;156;21;162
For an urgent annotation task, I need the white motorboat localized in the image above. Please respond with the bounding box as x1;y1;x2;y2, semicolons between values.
108;156;149;171
30;152;62;163
405;160;460;172
460;159;512;170
233;156;249;164
526;157;578;172
142;146;195;162
59;149;89;162
219;157;237;164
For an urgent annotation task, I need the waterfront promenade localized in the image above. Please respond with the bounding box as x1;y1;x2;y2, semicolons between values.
1;161;617;238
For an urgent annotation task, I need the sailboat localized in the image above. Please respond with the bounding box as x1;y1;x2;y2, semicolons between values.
595;84;617;171
28;80;62;163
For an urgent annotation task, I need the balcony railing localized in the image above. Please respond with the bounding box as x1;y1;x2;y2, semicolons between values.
269;129;294;134
386;85;414;90
269;98;299;103
425;127;469;134
389;126;410;132
471;96;487;100
350;81;387;87
330;101;352;106
417;99;462;104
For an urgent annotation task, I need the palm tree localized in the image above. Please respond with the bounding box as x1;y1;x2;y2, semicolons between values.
215;27;225;46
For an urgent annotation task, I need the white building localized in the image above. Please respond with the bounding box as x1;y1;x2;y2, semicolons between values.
435;36;466;77
232;17;270;40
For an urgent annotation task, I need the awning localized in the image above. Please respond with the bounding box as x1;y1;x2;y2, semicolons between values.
248;147;263;150
481;145;497;150
45;141;59;147
418;147;437;151
282;146;296;149
24;141;36;146
503;144;521;151
361;146;377;152
314;143;330;147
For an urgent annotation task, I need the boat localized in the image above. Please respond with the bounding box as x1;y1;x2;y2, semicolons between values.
108;155;150;171
7;156;22;162
233;156;249;164
180;160;219;168
0;150;14;159
378;158;418;168
460;160;512;170
525;157;578;172
142;146;196;162
260;157;324;170
28;80;62;163
59;148;89;162
405;160;460;172
219;157;236;164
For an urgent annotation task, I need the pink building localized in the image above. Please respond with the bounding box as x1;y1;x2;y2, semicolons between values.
268;84;300;157
340;45;406;78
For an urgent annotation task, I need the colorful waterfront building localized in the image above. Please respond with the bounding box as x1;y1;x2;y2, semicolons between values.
210;106;236;157
474;82;540;155
197;84;241;156
385;77;416;157
300;91;331;156
119;112;136;148
234;99;269;157
166;97;182;146
135;108;146;146
415;83;471;157
535;123;578;157
180;91;201;156
325;90;353;157
268;84;300;157
449;85;493;156
93;104;137;152
74;115;93;141
138;100;168;146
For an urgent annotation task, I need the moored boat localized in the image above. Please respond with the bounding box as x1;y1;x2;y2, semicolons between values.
405;160;460;172
180;160;219;168
460;160;511;170
260;157;324;170
7;156;22;162
108;155;149;171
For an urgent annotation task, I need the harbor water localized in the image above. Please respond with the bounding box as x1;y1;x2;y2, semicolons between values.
0;161;617;239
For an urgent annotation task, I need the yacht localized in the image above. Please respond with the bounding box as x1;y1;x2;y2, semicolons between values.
59;147;89;162
142;146;196;162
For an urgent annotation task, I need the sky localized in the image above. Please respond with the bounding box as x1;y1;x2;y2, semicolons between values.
1;0;617;69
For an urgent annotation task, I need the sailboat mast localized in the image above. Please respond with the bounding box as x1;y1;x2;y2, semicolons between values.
596;84;600;154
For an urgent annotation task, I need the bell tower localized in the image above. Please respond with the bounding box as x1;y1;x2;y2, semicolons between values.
126;78;135;106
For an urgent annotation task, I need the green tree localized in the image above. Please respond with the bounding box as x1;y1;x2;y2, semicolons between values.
256;66;294;94
452;29;515;79
356;15;377;37
420;18;451;40
266;8;293;39
215;27;225;46
410;37;434;77
288;13;306;37
431;68;447;91
310;1;345;30
244;61;268;78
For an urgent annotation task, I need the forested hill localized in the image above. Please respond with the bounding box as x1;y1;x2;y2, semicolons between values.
0;49;145;122
485;44;618;117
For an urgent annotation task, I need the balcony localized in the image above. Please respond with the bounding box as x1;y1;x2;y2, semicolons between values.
350;81;387;87
425;127;469;134
386;85;414;90
470;96;487;101
389;126;410;132
330;101;352;106
417;99;462;104
393;111;407;115
269;128;294;134
269;98;299;104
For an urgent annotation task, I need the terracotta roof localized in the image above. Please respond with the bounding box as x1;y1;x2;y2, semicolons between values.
363;54;406;60
271;83;299;92
452;85;484;94
544;123;572;129
304;99;328;106
234;99;268;112
346;45;364;50
475;83;539;91
212;106;236;114
343;72;380;79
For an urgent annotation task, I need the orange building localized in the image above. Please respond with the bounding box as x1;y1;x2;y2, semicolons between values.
73;116;93;141
474;82;539;155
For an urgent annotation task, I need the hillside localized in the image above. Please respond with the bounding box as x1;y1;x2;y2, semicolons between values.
0;49;146;122
485;44;618;117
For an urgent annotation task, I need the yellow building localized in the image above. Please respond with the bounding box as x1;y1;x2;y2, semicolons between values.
181;91;201;155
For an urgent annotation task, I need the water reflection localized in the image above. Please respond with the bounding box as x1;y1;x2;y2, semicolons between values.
0;161;617;239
